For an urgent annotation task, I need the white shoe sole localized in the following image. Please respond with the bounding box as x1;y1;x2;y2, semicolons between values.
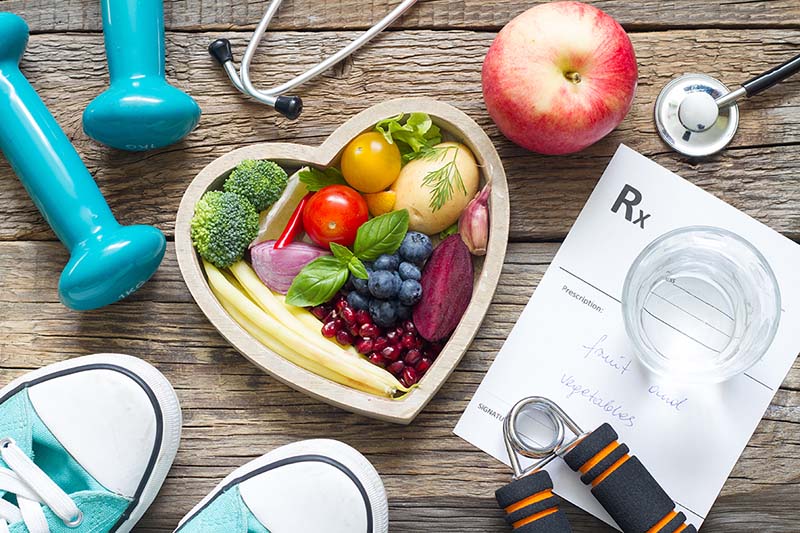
0;353;182;533
175;439;389;533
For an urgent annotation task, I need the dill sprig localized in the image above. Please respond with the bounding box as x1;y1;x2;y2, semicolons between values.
411;146;467;212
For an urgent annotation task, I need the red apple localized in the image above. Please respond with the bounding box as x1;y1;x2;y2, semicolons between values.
482;1;638;155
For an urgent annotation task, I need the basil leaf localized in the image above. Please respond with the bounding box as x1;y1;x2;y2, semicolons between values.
330;242;354;262
348;257;369;279
298;166;347;192
286;256;349;307
353;210;409;261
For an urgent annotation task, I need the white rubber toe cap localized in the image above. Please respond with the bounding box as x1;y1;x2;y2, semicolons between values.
178;439;389;533
22;354;181;501
239;440;388;533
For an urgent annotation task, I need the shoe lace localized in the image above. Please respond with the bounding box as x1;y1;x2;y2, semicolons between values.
0;438;82;533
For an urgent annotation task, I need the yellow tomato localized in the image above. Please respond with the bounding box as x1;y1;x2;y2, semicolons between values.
364;190;397;216
340;132;402;193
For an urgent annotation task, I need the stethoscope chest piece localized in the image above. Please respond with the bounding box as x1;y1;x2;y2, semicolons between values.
655;73;739;157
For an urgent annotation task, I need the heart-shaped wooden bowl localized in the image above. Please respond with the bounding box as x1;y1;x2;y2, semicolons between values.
175;98;509;424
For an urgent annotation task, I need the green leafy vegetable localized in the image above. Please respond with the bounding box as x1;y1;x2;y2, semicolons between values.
375;113;442;161
329;242;353;262
348;258;369;279
286;256;349;307
353;210;410;261
298;166;347;191
439;223;459;239
331;243;368;279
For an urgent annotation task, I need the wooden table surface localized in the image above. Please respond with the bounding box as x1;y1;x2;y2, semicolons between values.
1;1;799;531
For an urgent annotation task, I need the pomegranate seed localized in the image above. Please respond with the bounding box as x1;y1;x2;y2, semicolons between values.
336;330;354;346
403;320;416;333
415;357;432;374
386;330;399;343
355;309;372;325
340;306;356;325
335;299;348;312
381;345;402;362
359;323;380;338
311;306;328;320
401;333;418;350
373;336;389;353
404;348;422;366
393;326;404;338
387;361;405;376
368;353;387;367
355;338;374;354
348;324;360;337
402;366;419;386
321;321;337;338
332;318;344;331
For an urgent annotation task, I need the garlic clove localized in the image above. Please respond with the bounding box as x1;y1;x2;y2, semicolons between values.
458;183;490;256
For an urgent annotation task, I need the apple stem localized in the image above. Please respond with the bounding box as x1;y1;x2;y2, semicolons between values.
565;71;582;84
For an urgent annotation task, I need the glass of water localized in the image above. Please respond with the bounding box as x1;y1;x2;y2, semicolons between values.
622;226;781;383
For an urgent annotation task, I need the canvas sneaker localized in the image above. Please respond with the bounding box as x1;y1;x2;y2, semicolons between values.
175;439;389;533
0;353;182;533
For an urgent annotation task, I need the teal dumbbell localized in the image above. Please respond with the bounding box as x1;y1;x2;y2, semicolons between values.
83;0;201;151
0;12;166;310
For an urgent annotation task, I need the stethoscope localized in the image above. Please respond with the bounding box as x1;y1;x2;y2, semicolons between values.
208;0;418;120
655;52;800;157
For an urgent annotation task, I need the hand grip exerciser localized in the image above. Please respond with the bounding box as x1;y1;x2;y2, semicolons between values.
499;397;697;533
0;12;167;310
83;0;201;151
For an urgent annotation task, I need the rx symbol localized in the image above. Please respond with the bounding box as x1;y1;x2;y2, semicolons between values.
611;184;651;229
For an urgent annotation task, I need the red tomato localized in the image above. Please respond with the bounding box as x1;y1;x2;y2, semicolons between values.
303;185;369;248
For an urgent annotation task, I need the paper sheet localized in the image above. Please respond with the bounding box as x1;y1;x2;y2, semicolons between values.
454;145;800;529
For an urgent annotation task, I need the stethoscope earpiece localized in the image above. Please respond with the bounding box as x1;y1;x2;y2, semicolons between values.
209;0;418;118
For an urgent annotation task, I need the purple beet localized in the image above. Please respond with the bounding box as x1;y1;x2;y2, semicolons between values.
413;235;474;341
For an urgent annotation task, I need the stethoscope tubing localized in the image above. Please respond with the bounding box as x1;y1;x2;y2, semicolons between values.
215;0;418;112
716;51;800;108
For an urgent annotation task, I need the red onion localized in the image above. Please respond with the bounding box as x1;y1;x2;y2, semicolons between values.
250;240;330;294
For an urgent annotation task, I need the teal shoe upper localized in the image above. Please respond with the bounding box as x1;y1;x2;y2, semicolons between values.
0;390;131;533
178;486;269;533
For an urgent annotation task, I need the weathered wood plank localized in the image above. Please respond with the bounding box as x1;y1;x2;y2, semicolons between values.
1;241;798;532
1;29;799;242
4;0;800;32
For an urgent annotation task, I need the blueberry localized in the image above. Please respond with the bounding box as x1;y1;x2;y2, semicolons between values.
399;232;433;264
370;299;398;328
398;262;421;281
368;270;401;299
397;304;412;320
398;279;423;306
373;253;400;271
351;274;369;295
347;291;370;311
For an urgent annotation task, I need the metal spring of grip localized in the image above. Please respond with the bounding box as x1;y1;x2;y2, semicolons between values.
503;397;587;479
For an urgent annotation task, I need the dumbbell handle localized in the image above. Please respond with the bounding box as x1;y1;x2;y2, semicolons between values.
101;0;165;81
0;16;118;249
496;470;573;532
563;424;697;533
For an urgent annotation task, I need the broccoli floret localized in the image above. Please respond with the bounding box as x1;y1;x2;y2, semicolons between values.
223;159;288;212
191;191;258;268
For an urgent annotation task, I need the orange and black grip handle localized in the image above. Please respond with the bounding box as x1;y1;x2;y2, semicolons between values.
563;423;697;533
496;470;573;532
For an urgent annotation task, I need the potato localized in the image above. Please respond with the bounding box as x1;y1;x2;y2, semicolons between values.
391;142;479;234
